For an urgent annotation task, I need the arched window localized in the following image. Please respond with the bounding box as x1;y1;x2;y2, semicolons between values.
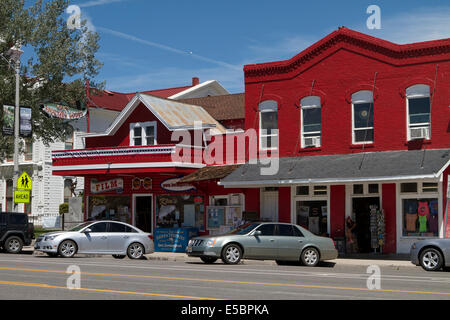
300;96;321;148
352;90;374;144
406;84;431;140
258;100;278;150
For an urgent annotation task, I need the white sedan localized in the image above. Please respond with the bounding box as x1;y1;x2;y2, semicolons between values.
34;220;154;259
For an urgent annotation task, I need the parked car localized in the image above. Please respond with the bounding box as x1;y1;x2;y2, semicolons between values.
410;239;450;271
0;212;34;254
34;220;154;259
186;222;338;266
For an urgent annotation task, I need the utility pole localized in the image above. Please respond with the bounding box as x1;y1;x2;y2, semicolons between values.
12;56;21;212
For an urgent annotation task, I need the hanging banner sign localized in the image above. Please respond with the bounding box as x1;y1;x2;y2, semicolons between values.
2;105;14;136
91;178;124;194
19;106;32;137
41;103;87;120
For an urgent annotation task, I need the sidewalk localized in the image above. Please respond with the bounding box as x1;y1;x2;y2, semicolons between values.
23;245;415;268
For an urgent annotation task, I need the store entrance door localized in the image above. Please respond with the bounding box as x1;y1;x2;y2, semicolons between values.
134;195;153;234
261;190;278;222
352;197;380;253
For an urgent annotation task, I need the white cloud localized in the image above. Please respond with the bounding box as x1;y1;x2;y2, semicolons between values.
357;6;450;44
78;0;129;8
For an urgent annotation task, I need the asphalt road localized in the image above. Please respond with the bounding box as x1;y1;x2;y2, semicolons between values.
0;253;450;301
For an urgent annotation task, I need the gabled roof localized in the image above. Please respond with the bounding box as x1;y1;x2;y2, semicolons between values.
179;93;245;121
87;85;194;112
82;93;227;138
87;80;230;112
244;27;450;82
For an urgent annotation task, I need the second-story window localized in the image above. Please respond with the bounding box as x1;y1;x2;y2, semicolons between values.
259;100;278;150
130;122;157;146
64;126;74;150
406;84;431;141
352;90;374;144
301;96;321;148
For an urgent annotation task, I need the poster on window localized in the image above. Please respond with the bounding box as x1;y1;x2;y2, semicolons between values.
2;105;14;136
19;107;32;137
207;206;225;229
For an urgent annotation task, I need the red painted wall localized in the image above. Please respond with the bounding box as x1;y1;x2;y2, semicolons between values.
330;185;346;238
278;187;291;223
382;183;397;254
244;36;450;159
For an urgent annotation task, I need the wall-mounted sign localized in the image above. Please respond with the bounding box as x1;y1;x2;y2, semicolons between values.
91;178;124;194
132;177;152;190
2;105;14;136
161;177;196;193
41;103;87;120
19;106;32;137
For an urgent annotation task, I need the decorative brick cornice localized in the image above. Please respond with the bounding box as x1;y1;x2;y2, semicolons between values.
244;28;450;80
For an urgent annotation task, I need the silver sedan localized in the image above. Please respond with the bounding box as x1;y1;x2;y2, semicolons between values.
34;220;154;259
410;239;450;271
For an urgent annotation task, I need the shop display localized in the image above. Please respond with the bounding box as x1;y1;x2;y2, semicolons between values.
369;205;385;252
402;198;439;237
295;201;328;236
88;195;131;224
207;206;225;229
156;195;205;231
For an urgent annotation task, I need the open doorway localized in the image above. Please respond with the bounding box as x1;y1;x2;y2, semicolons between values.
352;197;380;253
134;195;153;233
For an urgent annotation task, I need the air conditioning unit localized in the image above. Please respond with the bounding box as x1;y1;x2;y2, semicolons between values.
410;127;430;140
304;136;321;148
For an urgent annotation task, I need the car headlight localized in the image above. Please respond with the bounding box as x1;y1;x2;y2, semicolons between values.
44;235;57;241
188;240;194;246
205;239;216;247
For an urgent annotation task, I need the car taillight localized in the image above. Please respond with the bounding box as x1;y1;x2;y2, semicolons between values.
148;235;154;240
332;239;337;250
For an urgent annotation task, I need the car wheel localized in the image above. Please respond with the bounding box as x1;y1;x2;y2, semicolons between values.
5;236;23;254
200;257;218;264
420;248;443;271
221;244;242;265
127;243;144;259
58;240;77;258
301;247;320;267
112;255;126;259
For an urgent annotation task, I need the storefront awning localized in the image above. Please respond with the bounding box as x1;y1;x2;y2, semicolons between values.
219;149;450;187
179;164;241;183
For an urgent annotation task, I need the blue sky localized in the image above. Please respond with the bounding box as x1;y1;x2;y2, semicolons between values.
69;0;450;93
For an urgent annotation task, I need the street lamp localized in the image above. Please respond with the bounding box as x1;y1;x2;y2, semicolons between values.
6;46;24;212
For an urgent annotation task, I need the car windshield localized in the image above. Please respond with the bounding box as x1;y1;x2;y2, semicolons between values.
227;223;259;235
69;222;93;232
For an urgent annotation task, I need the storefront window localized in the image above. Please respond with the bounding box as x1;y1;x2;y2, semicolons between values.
156;195;205;231
401;183;418;193
403;198;439;237
296;201;328;236
88;195;131;224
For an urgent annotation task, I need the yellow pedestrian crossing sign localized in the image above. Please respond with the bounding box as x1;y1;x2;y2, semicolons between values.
17;172;32;191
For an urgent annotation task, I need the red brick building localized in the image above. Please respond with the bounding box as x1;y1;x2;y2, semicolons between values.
221;27;450;254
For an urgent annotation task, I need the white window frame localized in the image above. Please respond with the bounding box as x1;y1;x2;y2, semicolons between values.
258;100;278;151
130;121;157;147
300;96;322;148
406;84;431;141
351;90;374;145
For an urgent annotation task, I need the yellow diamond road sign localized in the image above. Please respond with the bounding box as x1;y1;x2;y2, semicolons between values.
17;172;32;191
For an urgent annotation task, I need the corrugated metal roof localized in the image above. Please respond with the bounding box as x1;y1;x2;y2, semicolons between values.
139;93;227;134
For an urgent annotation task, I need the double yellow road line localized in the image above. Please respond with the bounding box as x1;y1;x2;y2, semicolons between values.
1;266;450;298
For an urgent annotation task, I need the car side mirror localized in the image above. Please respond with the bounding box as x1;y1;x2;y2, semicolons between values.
253;230;262;237
84;228;92;233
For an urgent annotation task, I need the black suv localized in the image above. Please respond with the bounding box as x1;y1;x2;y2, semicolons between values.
0;212;34;254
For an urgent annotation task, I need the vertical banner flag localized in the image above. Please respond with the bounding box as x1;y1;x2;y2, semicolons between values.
2;105;14;136
19;107;32;137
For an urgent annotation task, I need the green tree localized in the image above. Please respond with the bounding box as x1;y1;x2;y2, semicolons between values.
0;0;103;160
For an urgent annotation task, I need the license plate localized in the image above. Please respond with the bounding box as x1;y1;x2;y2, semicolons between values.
186;246;192;253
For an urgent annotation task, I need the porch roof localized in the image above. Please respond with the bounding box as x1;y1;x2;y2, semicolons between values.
219;149;450;187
